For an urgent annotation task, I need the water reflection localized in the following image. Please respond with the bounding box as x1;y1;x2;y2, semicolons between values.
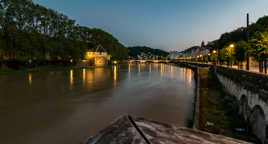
95;68;105;81
187;69;193;85
178;67;194;87
0;63;195;144
141;63;146;71
83;69;86;86
128;64;131;79
170;65;174;79
154;63;158;72
113;65;117;87
28;73;32;86
138;64;141;73
160;63;164;78
70;69;74;89
128;64;131;73
87;69;94;86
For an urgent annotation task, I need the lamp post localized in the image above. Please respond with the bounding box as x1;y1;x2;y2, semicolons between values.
229;44;235;67
212;50;217;64
246;13;250;70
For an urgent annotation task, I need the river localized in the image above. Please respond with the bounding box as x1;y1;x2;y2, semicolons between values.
0;63;195;144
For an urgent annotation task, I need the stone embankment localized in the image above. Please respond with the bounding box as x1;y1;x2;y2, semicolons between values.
173;62;268;143
215;66;268;143
83;115;251;144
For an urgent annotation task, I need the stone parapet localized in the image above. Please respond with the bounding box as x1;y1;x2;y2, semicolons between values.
83;115;251;144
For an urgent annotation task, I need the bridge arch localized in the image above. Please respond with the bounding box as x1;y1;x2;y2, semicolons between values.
249;105;266;144
240;95;250;121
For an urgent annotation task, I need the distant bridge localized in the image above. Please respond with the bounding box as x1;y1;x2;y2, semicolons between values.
128;60;171;63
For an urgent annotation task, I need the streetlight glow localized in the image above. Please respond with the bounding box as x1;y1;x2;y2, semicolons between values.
230;44;235;48
213;50;217;54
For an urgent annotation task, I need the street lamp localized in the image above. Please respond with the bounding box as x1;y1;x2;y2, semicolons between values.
230;44;235;48
213;50;217;54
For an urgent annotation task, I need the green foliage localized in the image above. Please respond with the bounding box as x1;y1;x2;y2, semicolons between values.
0;0;128;63
249;31;268;61
206;15;268;64
234;41;248;62
218;48;227;62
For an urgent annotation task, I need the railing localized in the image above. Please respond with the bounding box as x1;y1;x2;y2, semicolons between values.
179;61;268;75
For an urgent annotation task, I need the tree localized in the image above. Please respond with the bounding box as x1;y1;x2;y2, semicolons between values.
0;0;128;67
250;31;268;72
234;41;248;65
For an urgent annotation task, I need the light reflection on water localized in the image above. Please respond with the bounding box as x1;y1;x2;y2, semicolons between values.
28;73;32;86
113;65;117;87
0;63;195;144
82;69;86;86
70;69;74;89
149;63;152;73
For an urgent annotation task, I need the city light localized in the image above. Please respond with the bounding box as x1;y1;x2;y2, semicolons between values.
213;50;217;54
113;60;118;64
86;52;94;58
28;73;32;85
230;44;235;48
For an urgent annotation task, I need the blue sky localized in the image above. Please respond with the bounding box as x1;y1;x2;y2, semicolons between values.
32;0;268;51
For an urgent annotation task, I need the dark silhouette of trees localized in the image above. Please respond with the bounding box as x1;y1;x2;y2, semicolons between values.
0;0;128;67
234;41;248;65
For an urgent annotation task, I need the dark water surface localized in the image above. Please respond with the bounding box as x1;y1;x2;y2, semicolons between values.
0;64;195;144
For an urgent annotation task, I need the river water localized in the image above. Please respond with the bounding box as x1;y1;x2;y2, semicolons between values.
0;63;195;144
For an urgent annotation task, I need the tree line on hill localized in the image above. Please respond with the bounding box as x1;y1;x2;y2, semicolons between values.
0;0;128;68
128;46;169;59
199;15;268;71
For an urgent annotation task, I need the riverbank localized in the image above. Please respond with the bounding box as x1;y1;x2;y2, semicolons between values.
198;67;259;143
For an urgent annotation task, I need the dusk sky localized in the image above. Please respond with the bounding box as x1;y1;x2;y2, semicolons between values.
32;0;268;51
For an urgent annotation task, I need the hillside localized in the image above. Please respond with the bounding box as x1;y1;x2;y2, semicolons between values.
128;46;169;59
0;0;128;64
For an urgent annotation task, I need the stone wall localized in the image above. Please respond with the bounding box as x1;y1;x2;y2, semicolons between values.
215;66;268;143
173;62;268;143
